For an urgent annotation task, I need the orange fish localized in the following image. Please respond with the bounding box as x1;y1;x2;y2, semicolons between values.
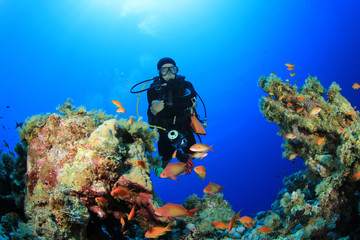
286;102;293;107
290;72;296;77
145;223;172;238
228;210;242;232
95;197;108;208
194;166;206;180
283;133;296;140
344;172;350;177
172;150;177;159
160;162;189;181
286;79;289;82
352;172;360;181
136;160;148;170
348;110;356;114
353;83;360;89
155;203;198;221
128;205;135;220
203;182;224;197
287;66;294;71
296;107;304;113
239;216;256;228
277;85;283;90
191;151;208;160
307;107;321;119
285;63;295;67
279;96;285;101
344;132;348;138
270;73;277;76
128;117;133;124
297;97;305;101
211;221;228;230
288;153;299;161
111;100;126;113
257;226;273;235
190;143;214;152
317;137;326;145
120;217;125;229
111;186;133;201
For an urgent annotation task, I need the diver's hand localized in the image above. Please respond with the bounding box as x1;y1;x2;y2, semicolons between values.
150;100;165;115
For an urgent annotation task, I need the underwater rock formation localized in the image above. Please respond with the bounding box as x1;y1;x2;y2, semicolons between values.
10;101;167;239
256;75;360;239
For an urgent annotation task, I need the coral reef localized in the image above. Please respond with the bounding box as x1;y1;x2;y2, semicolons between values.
2;100;167;239
2;76;360;240
256;75;360;239
181;193;237;239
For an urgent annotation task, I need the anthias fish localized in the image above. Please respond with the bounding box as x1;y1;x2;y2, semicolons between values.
145;223;172;238
95;197;108;208
190;143;214;152
111;100;126;113
307;107;321;119
203;182;224;196
239;216;256;228
111;186;133;201
283;133;296;140
228;210;242;232
191;151;208;160
160;162;188;181
194;166;206;180
211;221;228;230
155;203;198;221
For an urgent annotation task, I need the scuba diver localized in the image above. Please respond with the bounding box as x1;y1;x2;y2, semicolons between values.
131;57;207;178
148;57;197;177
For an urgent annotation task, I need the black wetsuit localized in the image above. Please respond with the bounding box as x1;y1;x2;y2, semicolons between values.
147;75;196;168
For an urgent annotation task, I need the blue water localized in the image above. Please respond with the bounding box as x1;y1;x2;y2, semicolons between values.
1;0;359;217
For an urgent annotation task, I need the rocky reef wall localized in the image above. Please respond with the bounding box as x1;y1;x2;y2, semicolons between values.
255;75;360;239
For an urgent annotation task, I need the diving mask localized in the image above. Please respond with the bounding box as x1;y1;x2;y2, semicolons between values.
160;66;178;76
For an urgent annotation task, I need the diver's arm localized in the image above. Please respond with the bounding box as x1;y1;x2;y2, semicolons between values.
147;87;168;125
172;81;197;109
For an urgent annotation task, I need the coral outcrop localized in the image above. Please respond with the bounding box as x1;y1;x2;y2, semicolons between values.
7;101;166;239
255;75;360;239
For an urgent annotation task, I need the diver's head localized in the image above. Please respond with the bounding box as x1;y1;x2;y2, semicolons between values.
157;57;178;81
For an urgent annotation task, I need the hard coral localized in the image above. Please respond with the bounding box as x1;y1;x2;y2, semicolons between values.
182;193;236;239
20;101;166;239
258;74;360;238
